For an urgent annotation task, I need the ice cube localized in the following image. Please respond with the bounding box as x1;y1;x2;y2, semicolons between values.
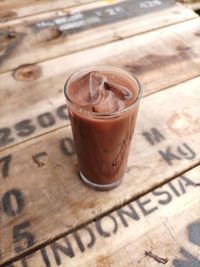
89;71;107;101
92;90;124;113
70;72;92;106
104;81;132;100
69;71;130;113
69;71;107;107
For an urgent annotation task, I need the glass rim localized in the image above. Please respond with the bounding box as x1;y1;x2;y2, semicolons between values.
64;65;143;119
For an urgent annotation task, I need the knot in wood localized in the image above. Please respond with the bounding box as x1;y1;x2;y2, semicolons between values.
7;31;17;39
13;64;42;81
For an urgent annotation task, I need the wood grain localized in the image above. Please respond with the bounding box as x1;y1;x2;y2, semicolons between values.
0;0;120;27
3;167;200;266
0;3;196;73
1;77;200;264
0;0;97;22
0;1;199;266
1;18;200;151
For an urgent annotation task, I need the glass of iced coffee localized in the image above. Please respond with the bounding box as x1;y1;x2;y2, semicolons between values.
64;66;142;190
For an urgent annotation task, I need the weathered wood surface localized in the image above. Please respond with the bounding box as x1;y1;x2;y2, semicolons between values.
0;1;196;73
1;1;200;266
0;0;96;22
1;76;200;265
1;18;200;151
5;166;200;267
0;0;119;27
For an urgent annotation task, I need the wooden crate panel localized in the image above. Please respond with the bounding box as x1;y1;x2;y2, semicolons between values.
0;1;196;73
1;18;200;151
3;166;200;266
1;77;200;264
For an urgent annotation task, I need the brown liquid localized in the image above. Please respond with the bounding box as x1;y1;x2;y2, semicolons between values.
67;70;139;187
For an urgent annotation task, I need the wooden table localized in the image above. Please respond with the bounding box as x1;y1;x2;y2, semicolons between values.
1;0;200;266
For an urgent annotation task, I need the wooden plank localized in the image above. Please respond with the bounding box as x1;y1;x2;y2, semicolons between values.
0;0;121;27
0;0;97;22
1;18;200;151
1;76;200;264
0;1;196;73
4;165;200;267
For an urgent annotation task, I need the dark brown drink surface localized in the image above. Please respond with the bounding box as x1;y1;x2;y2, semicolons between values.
68;71;137;113
67;70;139;186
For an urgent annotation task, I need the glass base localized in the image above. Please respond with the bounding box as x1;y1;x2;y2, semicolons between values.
79;171;122;191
